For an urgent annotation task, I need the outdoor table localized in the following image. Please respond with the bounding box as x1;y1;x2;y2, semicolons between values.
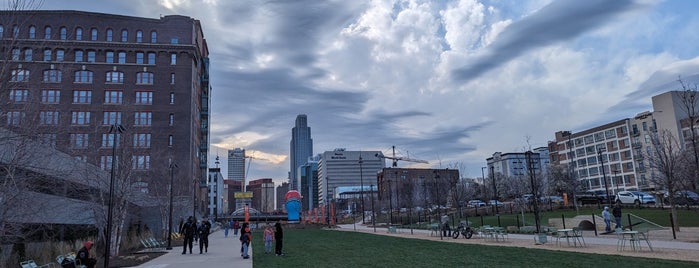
558;228;574;247
620;231;640;251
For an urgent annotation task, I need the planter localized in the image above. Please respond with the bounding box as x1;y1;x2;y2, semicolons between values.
534;233;548;244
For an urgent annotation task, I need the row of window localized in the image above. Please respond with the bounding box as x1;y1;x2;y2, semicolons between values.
6;110;174;127
0;24;170;43
99;155;157;171
9;89;175;105
11;48;177;65
10;69;173;84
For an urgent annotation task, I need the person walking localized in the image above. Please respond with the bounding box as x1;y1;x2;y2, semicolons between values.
441;214;450;237
239;222;252;259
263;225;274;253
233;220;240;236
224;221;230;238
180;216;196;254
198;219;211;254
612;204;623;229
76;240;97;268
274;221;284;256
602;206;612;232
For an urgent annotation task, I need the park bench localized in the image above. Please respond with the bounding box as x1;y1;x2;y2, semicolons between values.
19;259;54;268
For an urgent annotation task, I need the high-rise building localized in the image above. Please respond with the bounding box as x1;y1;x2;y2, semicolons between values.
299;155;320;211
290;114;313;190
228;148;246;181
317;149;384;204
0;11;211;206
275;182;290;212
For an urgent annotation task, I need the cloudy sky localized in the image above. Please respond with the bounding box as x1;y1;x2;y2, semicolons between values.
30;0;699;183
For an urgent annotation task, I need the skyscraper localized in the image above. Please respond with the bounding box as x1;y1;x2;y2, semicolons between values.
228;148;246;181
290;114;313;190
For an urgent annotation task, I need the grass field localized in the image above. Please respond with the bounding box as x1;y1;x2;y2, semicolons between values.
252;228;697;268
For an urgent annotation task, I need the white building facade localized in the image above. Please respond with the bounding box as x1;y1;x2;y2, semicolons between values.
317;149;385;204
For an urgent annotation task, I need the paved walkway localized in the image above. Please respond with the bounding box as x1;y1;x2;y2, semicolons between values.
129;231;253;268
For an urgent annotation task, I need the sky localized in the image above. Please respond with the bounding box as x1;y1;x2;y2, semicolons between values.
23;0;699;185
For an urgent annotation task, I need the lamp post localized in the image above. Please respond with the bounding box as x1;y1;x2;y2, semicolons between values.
105;123;124;268
166;161;178;250
193;178;197;220
388;179;393;224
370;184;376;232
612;170;620;192
491;166;499;215
359;156;365;224
597;148;612;207
481;167;487;197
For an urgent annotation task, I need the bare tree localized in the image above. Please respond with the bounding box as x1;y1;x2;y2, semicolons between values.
647;129;690;232
677;78;699;191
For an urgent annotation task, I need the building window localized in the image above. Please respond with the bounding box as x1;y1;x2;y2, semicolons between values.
74;70;93;83
75;50;84;62
147;52;156;64
91;28;98;41
12;48;20;60
6;111;24;125
41;89;60;104
134;112;152;126
75;27;82;40
60;26;67;40
118;51;126;63
169;114;174;126
70;133;89;149
102;133;121;148
39;111;59;125
132;155;150;170
24;48;32;61
136;72;154;84
104;91;123;104
10;69;29;82
136;52;144;64
10;89;29;103
169;92;175;104
171;37;178;44
170;73;175;84
87;50;96;63
0;25;3;38
170;53;176;65
28;26;35;39
103;111;122;125
136;30;143;42
43;49;51;61
133;133;151;148
100;155;114;170
106;71;124;83
12;25;18;38
71;111;91;125
121;29;128;42
168;135;173;146
39;134;57;147
106;51;114;63
150;31;157;43
44;26;51;39
43;70;62;83
135;91;153;105
72;90;92;104
106;28;113;41
56;49;64;62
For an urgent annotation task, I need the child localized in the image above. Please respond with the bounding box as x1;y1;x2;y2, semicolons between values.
263;225;274;253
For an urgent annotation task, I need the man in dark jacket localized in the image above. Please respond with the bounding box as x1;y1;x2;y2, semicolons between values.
612;204;623;229
198;219;212;254
76;240;97;268
180;216;196;254
274;221;284;256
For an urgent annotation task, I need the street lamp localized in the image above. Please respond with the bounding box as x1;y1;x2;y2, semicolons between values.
359;156;365;224
166;161;178;250
491;166;499;215
597;148;612;207
370;184;376;232
612;170;620;192
388;179;393;224
105;123;124;268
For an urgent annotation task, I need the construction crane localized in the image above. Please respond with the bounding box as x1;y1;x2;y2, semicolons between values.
375;145;429;167
243;152;267;192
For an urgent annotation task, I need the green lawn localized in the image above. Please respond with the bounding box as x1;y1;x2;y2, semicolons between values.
252;228;697;268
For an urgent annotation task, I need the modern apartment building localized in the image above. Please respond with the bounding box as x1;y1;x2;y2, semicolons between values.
0;11;211;214
290;114;313;190
317;149;384;204
486;148;550;179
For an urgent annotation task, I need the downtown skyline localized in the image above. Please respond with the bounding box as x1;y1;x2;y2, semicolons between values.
27;0;699;183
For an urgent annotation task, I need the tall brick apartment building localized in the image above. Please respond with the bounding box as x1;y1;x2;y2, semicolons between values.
0;10;211;218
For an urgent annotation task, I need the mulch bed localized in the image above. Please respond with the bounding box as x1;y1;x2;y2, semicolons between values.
106;240;182;267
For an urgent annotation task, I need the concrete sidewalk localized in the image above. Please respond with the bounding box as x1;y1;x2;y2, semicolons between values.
129;231;253;268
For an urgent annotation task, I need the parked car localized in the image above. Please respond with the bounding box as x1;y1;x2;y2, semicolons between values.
575;191;603;205
468;199;486;207
488;200;504;207
541;196;564;205
663;190;699;205
616;191;656;205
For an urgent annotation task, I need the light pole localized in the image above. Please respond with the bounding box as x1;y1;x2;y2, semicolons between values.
481;167;487;195
193;178;197;220
597;148;612;207
166;161;177;250
105;123;124;268
490;166;499;215
359;156;365;224
370;184;376;232
388;179;393;224
612;170;620;192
